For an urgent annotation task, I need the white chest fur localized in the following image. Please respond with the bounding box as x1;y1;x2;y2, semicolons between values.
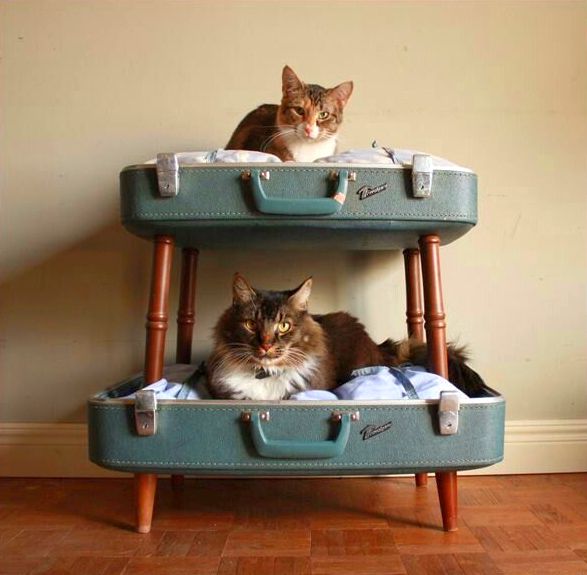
220;361;317;400
282;133;337;162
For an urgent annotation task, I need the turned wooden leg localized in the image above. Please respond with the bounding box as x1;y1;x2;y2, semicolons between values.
403;248;425;342
418;235;448;377
176;248;199;364
435;471;458;532
144;235;175;384
419;235;457;532
172;248;199;492
404;248;428;488
135;235;175;533
135;473;158;534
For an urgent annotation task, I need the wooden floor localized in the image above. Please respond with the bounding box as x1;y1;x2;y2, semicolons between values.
1;474;586;575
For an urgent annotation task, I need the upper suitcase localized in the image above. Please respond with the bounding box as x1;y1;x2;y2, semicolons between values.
120;150;478;250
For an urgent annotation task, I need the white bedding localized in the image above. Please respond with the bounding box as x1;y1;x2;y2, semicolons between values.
146;147;471;172
122;364;468;401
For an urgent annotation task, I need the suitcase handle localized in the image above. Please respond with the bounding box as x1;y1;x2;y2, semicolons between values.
247;411;351;459
248;169;350;216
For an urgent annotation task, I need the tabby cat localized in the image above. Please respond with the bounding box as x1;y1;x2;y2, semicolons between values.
206;274;484;400
225;66;353;162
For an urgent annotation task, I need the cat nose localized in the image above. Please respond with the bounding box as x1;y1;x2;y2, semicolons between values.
304;124;318;139
259;342;273;352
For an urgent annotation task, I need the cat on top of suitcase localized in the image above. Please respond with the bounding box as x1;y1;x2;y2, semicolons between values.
206;274;484;401
225;66;353;162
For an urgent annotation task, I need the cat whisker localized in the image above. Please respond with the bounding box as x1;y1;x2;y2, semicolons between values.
260;128;296;151
281;348;316;371
214;348;256;372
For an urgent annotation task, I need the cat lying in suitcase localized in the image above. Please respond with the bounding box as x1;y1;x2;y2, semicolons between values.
206;274;484;401
226;65;353;162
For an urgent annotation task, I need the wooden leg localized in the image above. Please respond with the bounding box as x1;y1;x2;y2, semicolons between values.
418;235;448;377
404;249;428;488
176;248;199;364
435;471;458;532
171;473;185;492
144;235;175;384
135;473;157;534
135;235;174;534
415;473;429;487
419;235;458;532
403;248;425;342
172;248;199;491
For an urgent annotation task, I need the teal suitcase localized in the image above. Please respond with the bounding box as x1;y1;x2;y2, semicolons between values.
119;152;478;250
88;152;504;533
88;368;504;476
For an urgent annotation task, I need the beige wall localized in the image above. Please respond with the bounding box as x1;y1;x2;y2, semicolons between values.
1;1;586;433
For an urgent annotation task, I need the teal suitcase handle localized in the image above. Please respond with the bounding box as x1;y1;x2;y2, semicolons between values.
249;169;349;216
248;412;351;459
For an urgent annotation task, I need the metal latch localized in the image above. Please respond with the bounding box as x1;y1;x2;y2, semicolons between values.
156;153;179;197
135;390;158;436
331;410;360;422
412;154;433;198
438;390;460;435
241;411;270;422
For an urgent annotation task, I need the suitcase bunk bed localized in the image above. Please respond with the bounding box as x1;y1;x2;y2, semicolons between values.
88;150;505;534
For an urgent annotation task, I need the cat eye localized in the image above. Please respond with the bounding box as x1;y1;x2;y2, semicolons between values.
277;321;291;334
292;107;305;116
317;111;330;120
243;319;256;332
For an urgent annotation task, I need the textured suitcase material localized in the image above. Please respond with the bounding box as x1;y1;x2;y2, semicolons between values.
120;163;478;249
88;385;505;476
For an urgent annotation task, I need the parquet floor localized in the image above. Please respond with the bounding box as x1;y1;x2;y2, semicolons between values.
1;474;586;574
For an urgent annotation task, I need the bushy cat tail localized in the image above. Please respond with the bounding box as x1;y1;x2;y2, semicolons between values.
377;338;486;397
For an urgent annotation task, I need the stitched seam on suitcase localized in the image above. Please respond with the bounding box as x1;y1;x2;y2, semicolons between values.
90;405;498;411
131;212;474;218
97;458;500;466
177;168;475;178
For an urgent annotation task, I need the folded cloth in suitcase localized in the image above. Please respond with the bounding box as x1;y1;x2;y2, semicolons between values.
292;366;469;401
118;364;468;402
144;147;470;170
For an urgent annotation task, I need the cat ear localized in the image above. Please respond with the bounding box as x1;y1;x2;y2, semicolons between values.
282;65;304;98
233;273;256;305
329;81;354;106
288;277;313;311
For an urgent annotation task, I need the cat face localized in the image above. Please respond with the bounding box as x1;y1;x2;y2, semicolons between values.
216;274;318;373
277;65;353;143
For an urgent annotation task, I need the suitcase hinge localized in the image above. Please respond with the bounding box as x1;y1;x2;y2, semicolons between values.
438;390;460;435
412;154;433;198
156;153;179;197
135;390;158;436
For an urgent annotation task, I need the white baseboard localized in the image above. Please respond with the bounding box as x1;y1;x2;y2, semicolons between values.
1;420;586;478
0;423;125;478
482;419;587;475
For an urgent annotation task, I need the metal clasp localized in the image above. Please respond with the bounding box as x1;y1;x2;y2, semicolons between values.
241;410;270;423
331;410;360;422
134;390;158;436
412;154;433;198
241;170;271;181
329;170;357;182
156;152;179;197
438;390;460;435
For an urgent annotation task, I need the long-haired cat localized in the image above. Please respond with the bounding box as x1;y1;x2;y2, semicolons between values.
225;66;353;162
206;274;484;400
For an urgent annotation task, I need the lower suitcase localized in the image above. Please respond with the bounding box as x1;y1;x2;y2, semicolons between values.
87;367;505;529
